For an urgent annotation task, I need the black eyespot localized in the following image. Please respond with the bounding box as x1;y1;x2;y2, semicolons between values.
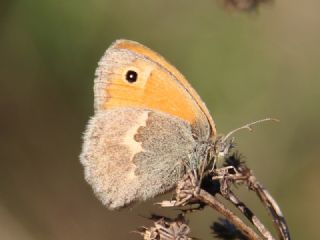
125;70;138;83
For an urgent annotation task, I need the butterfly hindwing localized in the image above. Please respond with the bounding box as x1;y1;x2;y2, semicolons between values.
80;108;196;209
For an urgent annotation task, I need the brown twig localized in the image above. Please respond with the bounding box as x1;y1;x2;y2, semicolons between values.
195;188;262;240
221;153;291;240
221;188;275;240
142;147;290;240
247;175;291;240
159;171;262;240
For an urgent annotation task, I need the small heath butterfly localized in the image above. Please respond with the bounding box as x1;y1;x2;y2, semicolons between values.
80;39;216;209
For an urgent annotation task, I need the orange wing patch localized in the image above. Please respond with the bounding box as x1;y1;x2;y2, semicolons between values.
105;61;200;126
114;40;216;136
95;39;216;137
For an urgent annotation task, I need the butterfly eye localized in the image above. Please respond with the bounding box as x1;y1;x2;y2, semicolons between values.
125;70;138;83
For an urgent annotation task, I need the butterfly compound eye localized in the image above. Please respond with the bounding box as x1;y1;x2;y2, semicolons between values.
125;70;138;83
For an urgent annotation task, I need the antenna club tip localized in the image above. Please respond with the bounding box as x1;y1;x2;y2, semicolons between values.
269;118;280;123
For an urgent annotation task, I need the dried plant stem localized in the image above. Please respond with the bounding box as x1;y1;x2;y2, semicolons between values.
248;176;291;240
195;189;262;240
221;189;275;240
143;152;291;240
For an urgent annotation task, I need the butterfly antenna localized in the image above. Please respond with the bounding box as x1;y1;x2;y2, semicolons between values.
222;118;280;142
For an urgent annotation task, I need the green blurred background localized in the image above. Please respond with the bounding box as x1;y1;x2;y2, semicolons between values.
1;0;319;239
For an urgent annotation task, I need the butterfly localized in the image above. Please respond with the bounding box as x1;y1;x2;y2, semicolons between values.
80;39;217;209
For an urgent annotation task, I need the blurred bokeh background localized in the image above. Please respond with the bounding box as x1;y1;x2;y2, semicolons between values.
1;0;319;239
